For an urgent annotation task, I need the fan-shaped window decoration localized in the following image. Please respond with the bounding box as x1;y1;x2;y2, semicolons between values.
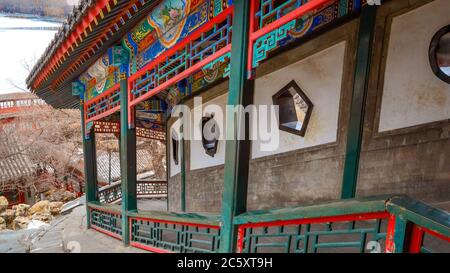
430;25;450;84
272;80;313;137
201;114;220;157
171;129;179;165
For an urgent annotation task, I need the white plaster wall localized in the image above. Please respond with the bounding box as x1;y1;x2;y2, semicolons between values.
379;0;450;132
170;119;181;177
190;93;227;170
251;42;346;159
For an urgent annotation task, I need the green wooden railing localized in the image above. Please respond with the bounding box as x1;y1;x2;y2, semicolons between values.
86;195;450;253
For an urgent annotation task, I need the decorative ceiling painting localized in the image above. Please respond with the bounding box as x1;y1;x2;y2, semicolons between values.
123;0;233;74
79;46;129;101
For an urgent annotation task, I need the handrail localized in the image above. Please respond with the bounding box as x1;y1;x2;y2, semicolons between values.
233;195;390;225
385;196;450;253
88;201;122;214
127;210;221;228
87;195;450;253
387;196;450;239
233;195;449;253
87;201;220;227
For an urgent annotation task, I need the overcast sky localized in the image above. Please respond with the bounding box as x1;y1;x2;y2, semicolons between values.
0;16;59;94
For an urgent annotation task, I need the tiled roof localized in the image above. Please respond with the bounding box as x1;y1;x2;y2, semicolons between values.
26;0;95;89
0;135;36;189
96;149;156;183
26;0;160;109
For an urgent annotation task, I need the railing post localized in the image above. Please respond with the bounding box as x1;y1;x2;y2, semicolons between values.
220;0;254;253
80;100;98;228
408;225;425;253
341;5;377;199
120;73;137;245
386;214;414;253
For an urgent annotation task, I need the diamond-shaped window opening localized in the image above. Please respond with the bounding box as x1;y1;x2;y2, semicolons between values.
201;113;220;157
171;129;179;165
272;80;313;137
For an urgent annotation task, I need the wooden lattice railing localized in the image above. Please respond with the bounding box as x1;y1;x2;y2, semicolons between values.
97;180;167;204
128;211;221;253
87;195;450;253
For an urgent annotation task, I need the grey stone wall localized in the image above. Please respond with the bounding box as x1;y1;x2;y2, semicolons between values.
167;0;450;213
356;0;450;204
168;173;181;212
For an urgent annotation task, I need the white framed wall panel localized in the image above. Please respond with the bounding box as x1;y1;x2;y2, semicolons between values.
379;0;450;132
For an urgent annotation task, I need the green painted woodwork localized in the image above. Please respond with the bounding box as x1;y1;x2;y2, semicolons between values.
180;124;186;212
391;215;408;253
165;123;170;211
130;218;220;252
233;196;391;225
126;210;221;227
220;0;254;253
119;76;138;245
341;5;377;199
90;207;123;237
86;193;449;253
239;218;386;253
387;196;450;239
80;102;98;228
88;201;122;213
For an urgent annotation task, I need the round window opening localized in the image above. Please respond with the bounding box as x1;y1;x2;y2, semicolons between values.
430;25;450;84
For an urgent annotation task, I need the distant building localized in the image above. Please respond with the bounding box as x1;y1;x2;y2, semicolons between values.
0;93;47;205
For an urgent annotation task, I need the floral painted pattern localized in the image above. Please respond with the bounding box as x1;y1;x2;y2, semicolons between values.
148;0;191;48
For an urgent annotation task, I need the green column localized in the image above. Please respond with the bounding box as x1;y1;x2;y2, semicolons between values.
392;216;409;253
165;123;170;211
341;5;377;199
80;101;98;228
119;75;137;245
220;0;253;253
180;123;186;212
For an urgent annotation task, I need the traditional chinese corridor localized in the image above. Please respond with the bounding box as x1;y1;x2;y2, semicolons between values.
1;0;448;254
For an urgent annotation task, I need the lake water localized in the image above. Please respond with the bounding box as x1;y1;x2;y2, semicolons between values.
0;14;60;95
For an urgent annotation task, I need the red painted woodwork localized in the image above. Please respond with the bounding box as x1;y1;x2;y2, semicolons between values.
408;225;425;253
385;214;396;253
127;6;234;126
84;83;121;125
129;242;173;253
91;225;122;240
33;0;113;89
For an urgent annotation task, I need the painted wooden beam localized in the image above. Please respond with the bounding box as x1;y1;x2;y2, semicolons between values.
341;5;377;199
119;74;137;245
80;101;98;228
220;0;254;253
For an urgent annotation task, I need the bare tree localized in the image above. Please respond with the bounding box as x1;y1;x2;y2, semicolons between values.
1;103;83;195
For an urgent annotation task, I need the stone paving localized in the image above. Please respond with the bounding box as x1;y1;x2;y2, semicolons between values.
0;199;167;253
